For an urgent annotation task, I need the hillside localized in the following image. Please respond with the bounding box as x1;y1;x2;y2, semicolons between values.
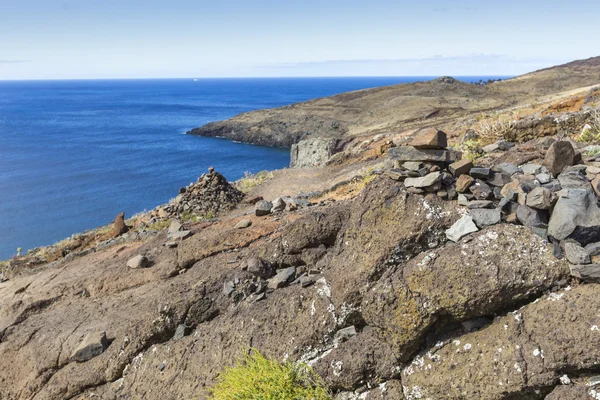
2;56;600;399
187;56;600;148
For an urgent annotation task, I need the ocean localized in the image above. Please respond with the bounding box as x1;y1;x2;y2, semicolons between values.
0;76;508;259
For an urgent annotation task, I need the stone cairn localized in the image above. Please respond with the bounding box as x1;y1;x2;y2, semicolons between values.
155;167;244;219
385;127;600;282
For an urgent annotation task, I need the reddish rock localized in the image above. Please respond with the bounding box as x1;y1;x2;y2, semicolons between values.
455;174;475;193
111;212;128;237
410;127;448;149
448;159;473;177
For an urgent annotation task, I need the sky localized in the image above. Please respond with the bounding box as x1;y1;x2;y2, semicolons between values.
1;0;600;80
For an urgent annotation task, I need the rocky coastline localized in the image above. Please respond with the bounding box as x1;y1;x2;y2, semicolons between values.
2;56;600;399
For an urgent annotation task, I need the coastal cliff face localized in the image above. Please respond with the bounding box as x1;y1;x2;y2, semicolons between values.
2;56;600;400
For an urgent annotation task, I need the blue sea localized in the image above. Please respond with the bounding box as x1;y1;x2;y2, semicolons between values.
0;76;508;259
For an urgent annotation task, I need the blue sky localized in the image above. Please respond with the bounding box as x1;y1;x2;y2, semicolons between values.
1;0;599;79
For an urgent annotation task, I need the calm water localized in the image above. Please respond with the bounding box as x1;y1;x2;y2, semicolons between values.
0;77;507;259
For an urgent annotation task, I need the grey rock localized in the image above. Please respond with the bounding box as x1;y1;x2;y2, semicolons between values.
486;172;512;187
127;255;150;269
173;324;188;340
564;241;591;265
469;180;493;200
267;267;296;289
526;187;553;210
271;197;286;212
497;141;515;151
333;326;357;346
469;209;501;228
168;219;182;233
536;172;552;184
448;159;473;177
585;242;600;256
223;281;235;296
516;205;548;228
388;146;461;163
290;137;338;168
404;171;442;188
494;162;521;176
466;200;494;209
234;219;252;229
245;258;274;279
548;188;600;244
570;264;600;282
482;143;499;153
498;197;519;214
168;230;192;241
457;194;469;206
402;161;423;171
520;163;543;175
469;167;491;179
255;200;273;216
70;331;109;362
558;167;590;189
300;276;315;287
543;180;562;192
445;215;479;242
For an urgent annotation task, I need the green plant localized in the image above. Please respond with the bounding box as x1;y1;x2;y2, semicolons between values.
235;170;275;193
146;219;171;231
578;110;600;143
584;146;600;157
460;138;483;162
208;349;331;400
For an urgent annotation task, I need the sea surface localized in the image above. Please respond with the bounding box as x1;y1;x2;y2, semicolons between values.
0;76;508;259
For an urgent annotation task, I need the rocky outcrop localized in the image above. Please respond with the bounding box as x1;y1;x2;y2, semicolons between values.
290;137;340;168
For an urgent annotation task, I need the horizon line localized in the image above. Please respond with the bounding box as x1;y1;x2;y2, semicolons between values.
0;74;515;82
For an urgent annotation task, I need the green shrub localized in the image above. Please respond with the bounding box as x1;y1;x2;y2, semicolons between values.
208;349;331;400
578;110;600;143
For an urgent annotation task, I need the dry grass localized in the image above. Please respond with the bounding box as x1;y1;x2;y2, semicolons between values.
234;170;275;193
578;109;600;143
475;112;517;144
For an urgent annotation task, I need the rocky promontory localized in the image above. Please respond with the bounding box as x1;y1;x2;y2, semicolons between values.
2;56;600;399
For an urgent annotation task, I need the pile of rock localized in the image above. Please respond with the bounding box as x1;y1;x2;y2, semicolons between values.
154;167;244;219
389;130;600;282
254;196;309;217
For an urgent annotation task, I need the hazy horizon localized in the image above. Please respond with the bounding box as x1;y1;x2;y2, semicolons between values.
2;0;599;80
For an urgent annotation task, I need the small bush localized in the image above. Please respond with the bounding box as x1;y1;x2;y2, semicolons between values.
458;138;483;162
578;110;600;143
208;349;331;400
235;170;274;193
476;113;516;143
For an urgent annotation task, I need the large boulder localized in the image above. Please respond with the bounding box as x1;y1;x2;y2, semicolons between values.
290;137;339;168
410;128;447;149
543;140;576;176
548;188;600;244
401;284;600;399
388;146;461;163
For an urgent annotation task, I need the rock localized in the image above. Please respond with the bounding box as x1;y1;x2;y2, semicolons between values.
469;167;491;179
548;188;600;244
168;230;192;241
271;197;286;212
445;215;479;242
585;241;600;256
410;128;447;149
244;195;263;205
482;143;499;153
558;167;590;189
234;219;252;229
497;141;515;151
543;140;576;176
498;197;519;215
401;161;423;171
469;180;493;200
486;172;511;187
388;146;461;163
333;326;357;346
525;187;553;210
383;169;406;181
290;137;339;168
457;194;469;206
466;200;494;209
448;159;473;177
535;172;552;184
516;205;548;228
299;276;315;287
569;264;600;282
168;220;182;233
564;241;591;265
223;281;235;296
244;258;274;279
469;209;501;228
255;200;273;216
543;180;562;192
127;255;150;269
501;179;534;205
520;163;543;175
404;171;442;189
494;162;520;176
455;174;474;192
70;331;109;362
111;212;128;237
267;267;296;289
172;324;188;340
